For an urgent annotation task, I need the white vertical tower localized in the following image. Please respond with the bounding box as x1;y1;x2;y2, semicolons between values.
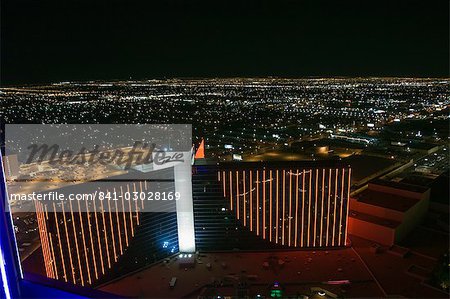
173;151;196;253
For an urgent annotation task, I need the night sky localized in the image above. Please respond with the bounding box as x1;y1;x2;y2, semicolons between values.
1;0;448;85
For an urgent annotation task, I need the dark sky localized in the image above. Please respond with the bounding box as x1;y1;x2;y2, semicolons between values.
1;0;448;85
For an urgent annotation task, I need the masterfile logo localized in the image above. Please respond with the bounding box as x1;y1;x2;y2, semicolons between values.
4;124;193;214
152;151;186;170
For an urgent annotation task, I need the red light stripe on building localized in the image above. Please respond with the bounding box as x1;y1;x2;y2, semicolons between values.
53;203;68;282
313;169;318;247
288;169;292;247
48;232;58;280
100;199;111;269
85;200;98;280
307;169;312;247
326;168;332;247
107;191;117;263
77;200;91;284
320;169;325;247
229;171;233;210
243;170;246;226
61;202;77;283
301;169;305;247
35;202;53;279
223;171;227;198
120;186;129;248
338;168;345;246
332;169;338;246
236;171;240;220
344;168;352;246
282;170;286;246
256;170;260;236
250;170;253;231
294;169;299;247
269;170;273;242
70;200;85;285
127;184;134;237
275;170;279;244
263;170;266;239
114;188;123;256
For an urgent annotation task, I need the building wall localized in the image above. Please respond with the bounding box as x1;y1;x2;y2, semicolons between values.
349;199;404;222
348;185;430;246
347;217;395;245
368;183;429;200
394;195;430;243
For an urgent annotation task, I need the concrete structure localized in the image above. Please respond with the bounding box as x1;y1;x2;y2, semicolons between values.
409;143;441;155
348;180;430;246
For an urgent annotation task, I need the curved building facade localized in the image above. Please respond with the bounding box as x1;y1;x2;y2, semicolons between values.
33;161;351;287
192;161;352;251
217;162;352;248
34;167;178;287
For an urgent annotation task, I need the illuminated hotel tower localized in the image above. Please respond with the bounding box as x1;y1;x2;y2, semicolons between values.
34;160;350;286
34;162;192;286
34;177;171;286
217;162;352;248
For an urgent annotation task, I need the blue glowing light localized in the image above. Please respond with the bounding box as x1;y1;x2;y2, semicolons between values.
0;247;12;299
